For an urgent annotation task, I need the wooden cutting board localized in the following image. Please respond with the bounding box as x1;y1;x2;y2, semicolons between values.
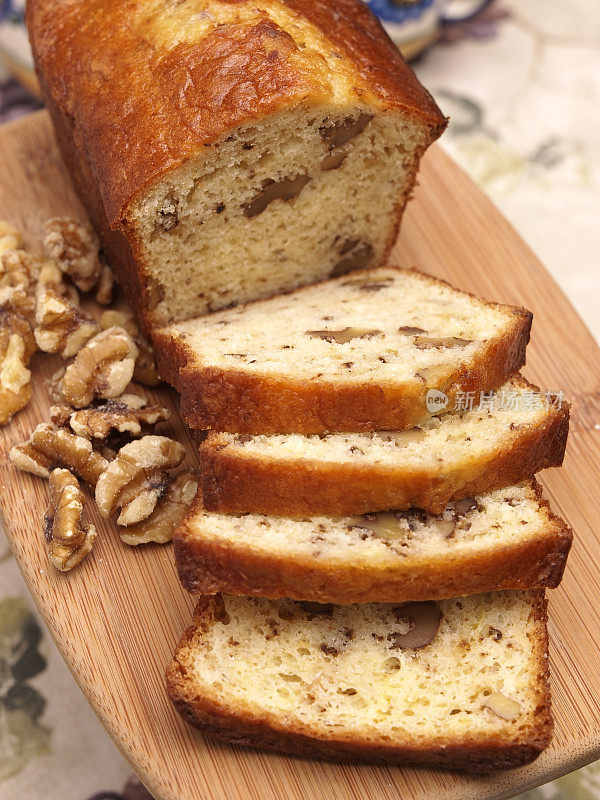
1;110;600;800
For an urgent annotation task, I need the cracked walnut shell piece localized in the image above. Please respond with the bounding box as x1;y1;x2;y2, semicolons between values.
60;326;138;408
95;435;186;524
120;471;198;546
0;310;36;426
10;423;110;487
44;468;96;571
44;217;103;293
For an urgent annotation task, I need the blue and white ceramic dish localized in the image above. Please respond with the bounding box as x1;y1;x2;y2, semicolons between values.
365;0;492;51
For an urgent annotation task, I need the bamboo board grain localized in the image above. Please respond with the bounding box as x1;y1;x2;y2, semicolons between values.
1;110;599;800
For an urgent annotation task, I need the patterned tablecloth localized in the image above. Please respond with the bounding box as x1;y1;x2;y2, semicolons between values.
0;2;599;798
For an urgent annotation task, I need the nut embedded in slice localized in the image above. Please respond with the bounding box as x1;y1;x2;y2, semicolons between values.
60;326;138;408
350;512;412;540
483;693;521;722
44;468;96;571
10;423;109;486
380;428;427;446
414;336;474;350
387;602;442;650
306;327;382;344
242;175;311;219
342;276;394;292
319;113;373;149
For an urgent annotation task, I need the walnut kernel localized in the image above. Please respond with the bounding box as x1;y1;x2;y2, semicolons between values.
35;289;99;358
94;435;185;521
307;327;381;344
44;217;103;293
242;175;311;219
44;468;96;571
100;310;160;386
94;263;114;305
0;220;22;254
10;423;109;486
59;326;138;408
52;395;170;440
0;310;36;425
119;471;197;545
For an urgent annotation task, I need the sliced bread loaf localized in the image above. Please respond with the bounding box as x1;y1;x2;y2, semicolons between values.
153;268;532;434
166;590;552;771
198;376;569;516
175;480;571;604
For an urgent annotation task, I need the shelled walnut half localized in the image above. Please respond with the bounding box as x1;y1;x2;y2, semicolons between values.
100;309;160;386
44;468;96;571
0;248;40;321
10;423;110;487
35;287;99;358
44;217;103;293
0;220;22;254
0;310;36;426
50;394;170;440
120;471;197;545
59;326;138;408
95;435;185;524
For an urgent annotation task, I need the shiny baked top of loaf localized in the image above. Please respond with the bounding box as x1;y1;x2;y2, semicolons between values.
26;0;446;224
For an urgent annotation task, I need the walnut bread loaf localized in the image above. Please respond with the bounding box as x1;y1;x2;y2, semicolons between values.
175;481;572;604
154;267;532;434
27;0;446;332
166;591;552;770
197;375;569;516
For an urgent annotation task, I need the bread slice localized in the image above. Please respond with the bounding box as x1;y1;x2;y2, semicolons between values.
198;375;569;516
175;480;571;604
166;590;552;771
28;0;446;331
154;268;532;434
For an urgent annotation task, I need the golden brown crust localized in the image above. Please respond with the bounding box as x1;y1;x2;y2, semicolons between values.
197;394;569;517
39;86;156;334
27;0;446;226
165;593;553;771
174;480;572;603
152;269;533;434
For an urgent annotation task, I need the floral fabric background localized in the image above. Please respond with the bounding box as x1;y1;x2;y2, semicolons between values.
0;1;599;798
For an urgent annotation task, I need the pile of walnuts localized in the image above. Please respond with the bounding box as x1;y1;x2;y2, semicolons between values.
5;218;197;571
